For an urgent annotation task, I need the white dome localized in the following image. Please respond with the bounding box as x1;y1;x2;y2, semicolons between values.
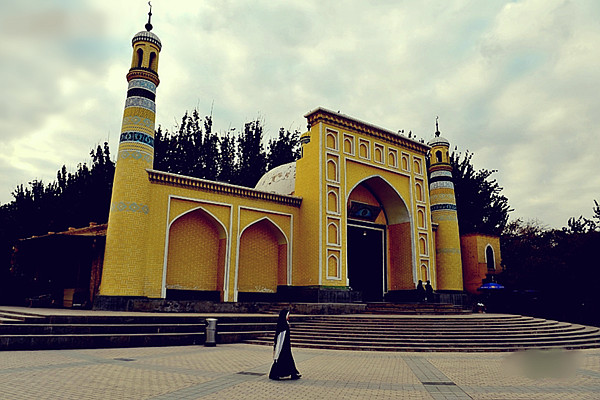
427;135;450;147
254;162;296;195
132;30;162;50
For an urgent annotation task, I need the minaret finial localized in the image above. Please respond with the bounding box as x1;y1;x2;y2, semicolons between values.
435;116;440;137
145;1;153;31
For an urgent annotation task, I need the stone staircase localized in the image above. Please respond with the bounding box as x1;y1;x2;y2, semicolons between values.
262;301;469;315
244;314;600;352
364;302;470;315
0;308;277;351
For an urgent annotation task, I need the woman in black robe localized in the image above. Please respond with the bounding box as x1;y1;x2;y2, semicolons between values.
269;309;301;380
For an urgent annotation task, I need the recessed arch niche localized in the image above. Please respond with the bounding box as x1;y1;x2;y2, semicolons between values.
237;218;288;301
165;207;227;301
346;176;414;299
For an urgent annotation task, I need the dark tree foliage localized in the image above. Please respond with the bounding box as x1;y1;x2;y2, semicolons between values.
450;151;512;235
154;110;212;178
0;143;114;303
153;126;169;172
0;142;114;238
266;128;301;171
153;109;294;188
566;199;600;233
499;204;600;327
154;109;303;188
202;116;219;181
233;120;267;187
217;132;237;184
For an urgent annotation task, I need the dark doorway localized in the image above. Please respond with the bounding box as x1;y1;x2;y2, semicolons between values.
347;224;385;302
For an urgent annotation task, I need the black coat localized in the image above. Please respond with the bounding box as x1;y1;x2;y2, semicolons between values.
269;309;300;379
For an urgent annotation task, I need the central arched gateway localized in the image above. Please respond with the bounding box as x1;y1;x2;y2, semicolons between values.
346;176;414;301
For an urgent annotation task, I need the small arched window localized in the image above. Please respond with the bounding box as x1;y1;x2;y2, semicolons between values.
327;160;337;181
137;48;144;68
149;52;157;71
486;245;495;270
416;182;423;202
435;150;442;163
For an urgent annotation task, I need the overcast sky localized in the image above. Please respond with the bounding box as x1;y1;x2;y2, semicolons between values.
1;0;598;229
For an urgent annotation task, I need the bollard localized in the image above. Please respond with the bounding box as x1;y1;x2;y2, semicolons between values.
205;318;217;347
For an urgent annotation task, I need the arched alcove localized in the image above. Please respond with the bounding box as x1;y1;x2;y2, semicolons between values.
328;190;339;213
136;48;144;67
149;52;157;71
486;245;495;271
327;160;337;181
237;218;288;301
346;176;414;300
165;208;227;301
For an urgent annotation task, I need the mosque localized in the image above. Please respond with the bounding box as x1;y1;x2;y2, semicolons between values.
94;13;501;310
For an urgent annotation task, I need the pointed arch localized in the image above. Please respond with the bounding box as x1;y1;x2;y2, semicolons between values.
419;236;427;255
327;159;338;181
236;217;289;301
416;182;424;202
136;48;144;67
327;221;339;245
485;244;496;271
417;209;425;228
328;190;339;213
346;175;411;224
148;52;157;71
163;207;228;300
346;175;415;296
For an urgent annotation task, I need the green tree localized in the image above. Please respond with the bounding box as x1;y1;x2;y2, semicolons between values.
499;203;600;326
450;151;512;235
201;116;219;181
234;119;267;187
217;131;237;183
566;199;599;233
153;125;171;172
266;128;301;171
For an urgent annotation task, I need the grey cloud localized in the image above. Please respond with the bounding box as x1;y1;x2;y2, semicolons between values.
2;0;599;227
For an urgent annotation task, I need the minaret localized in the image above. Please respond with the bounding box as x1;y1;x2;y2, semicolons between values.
427;119;463;291
99;6;161;300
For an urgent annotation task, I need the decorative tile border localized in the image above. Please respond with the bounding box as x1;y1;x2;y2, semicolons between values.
111;201;149;214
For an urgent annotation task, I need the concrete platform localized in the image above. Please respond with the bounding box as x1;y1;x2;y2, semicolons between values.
0;343;599;399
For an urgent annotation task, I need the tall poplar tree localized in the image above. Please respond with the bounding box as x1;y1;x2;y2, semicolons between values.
266;128;301;171
234;120;267;187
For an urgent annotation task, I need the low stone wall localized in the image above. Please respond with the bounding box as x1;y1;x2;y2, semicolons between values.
94;296;366;314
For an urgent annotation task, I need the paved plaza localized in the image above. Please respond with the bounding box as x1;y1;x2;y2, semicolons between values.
1;342;599;399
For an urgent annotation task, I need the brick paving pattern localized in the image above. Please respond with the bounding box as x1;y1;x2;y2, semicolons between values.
1;344;599;399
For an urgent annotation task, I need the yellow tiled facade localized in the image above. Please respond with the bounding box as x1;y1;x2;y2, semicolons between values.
98;21;495;306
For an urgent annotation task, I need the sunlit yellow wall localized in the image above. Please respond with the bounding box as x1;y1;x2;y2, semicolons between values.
296;109;435;292
100;163;301;301
295;128;322;286
238;221;280;293
166;210;221;291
